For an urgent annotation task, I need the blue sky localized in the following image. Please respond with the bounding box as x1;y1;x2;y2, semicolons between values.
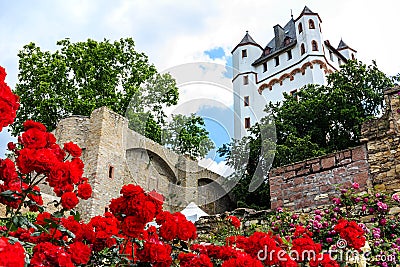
1;0;399;174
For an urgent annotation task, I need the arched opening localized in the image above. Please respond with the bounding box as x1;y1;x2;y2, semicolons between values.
298;22;303;33
309;19;315;29
197;178;234;214
300;43;306;55
312;40;318;51
125;148;178;193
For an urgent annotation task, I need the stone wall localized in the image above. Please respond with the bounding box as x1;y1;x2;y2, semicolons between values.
268;86;400;210
269;145;370;210
51;107;233;220
361;87;400;194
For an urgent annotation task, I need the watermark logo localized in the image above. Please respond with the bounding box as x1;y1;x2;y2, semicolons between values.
257;239;396;264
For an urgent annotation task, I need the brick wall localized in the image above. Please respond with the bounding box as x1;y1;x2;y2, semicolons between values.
269;145;370;210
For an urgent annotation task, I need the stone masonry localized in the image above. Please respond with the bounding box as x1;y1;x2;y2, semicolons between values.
269;86;400;210
49;107;233;220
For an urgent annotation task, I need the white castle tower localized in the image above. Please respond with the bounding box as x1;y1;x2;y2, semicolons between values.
232;6;357;140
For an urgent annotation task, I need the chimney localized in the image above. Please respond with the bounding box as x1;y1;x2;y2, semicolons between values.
273;24;286;49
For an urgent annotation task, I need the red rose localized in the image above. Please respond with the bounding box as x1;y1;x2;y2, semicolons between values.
69;241;91;265
221;253;264;267
23;120;47;131
179;253;213;267
77;183;92;200
0;237;25;267
227;215;241;229
64;142;82;157
0;68;19;132
121;216;146;238
61;192;79;210
334;219;366;250
20;128;49;149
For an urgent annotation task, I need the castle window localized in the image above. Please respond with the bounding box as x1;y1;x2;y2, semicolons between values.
312;40;318;51
108;166;114;179
290;89;298;100
287;50;292;60
329;51;334;61
263;62;268;72
243;75;249;85
244;96;249;106
298;22;303;33
244;117;251;129
309;19;315;29
351;53;355;60
300;43;305;55
242;49;247;58
274;56;280;66
338;58;342;65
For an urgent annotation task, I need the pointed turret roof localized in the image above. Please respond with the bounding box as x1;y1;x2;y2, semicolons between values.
337;39;357;52
337;39;349;50
231;31;262;53
302;6;314;14
239;31;257;45
295;6;322;22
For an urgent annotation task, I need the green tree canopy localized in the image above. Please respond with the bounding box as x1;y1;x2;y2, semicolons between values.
13;38;178;137
163;114;215;160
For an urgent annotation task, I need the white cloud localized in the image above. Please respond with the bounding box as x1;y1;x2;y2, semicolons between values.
198;158;234;177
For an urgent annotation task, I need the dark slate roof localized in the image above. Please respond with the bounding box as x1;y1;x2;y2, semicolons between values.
253;19;297;65
337;39;349;50
302;6;314;14
231;31;262;53
239;31;258;45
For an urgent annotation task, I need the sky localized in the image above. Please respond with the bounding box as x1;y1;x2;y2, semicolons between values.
0;0;399;175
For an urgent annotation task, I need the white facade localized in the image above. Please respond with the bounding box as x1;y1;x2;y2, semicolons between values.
232;6;357;140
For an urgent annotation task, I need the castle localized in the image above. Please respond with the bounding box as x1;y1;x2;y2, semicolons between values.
232;6;357;140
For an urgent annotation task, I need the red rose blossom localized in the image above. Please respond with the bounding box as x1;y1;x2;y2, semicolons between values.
77;182;92;199
61;192;79;210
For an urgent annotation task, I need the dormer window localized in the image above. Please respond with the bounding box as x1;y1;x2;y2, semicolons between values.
264;47;271;56
274;56;280;66
287;50;292;60
242;49;247;58
298;23;303;33
309;19;315;29
300;43;306;55
284;37;291;46
243;75;249;85
312;40;318;51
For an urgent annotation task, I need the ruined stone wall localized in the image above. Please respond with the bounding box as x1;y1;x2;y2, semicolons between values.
361;87;400;194
269;145;370;210
52;107;232;220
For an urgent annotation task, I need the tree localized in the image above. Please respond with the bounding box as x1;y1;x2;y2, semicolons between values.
163;114;214;160
13;38;179;139
218;113;276;210
269;60;393;165
219;60;393;209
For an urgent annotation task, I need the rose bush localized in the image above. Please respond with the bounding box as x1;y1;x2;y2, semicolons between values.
0;65;399;266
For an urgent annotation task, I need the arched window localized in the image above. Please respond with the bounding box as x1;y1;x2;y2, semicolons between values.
309;19;315;29
300;43;305;55
312;40;318;51
298;23;303;33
